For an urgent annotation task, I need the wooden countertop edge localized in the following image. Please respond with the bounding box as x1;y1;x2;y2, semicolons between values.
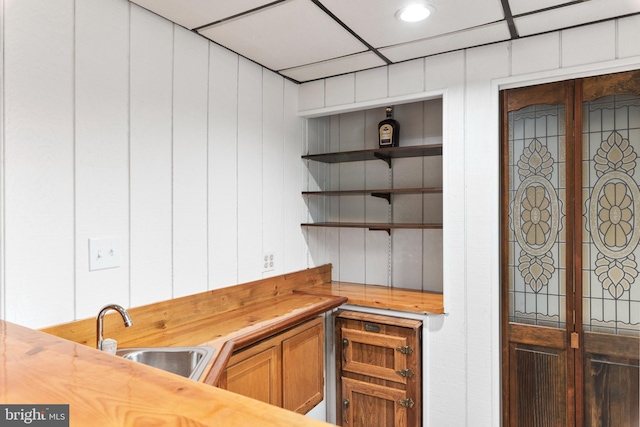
197;294;347;385
202;340;235;386
297;282;445;315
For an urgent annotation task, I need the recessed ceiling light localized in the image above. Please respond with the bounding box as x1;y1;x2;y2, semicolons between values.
395;2;434;23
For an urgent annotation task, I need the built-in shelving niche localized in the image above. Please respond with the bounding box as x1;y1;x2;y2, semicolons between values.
302;99;443;293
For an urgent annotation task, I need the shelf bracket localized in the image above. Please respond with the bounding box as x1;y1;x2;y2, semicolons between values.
373;152;392;168
371;192;391;203
368;227;391;235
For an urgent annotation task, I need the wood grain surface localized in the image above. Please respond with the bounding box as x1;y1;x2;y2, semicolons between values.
0;320;335;427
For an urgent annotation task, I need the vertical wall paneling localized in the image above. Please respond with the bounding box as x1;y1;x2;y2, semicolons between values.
511;32;561;76
561;21;616;68
305;116;328;268
364;109;389;286
74;0;130;320
325;74;355;108
424;50;468;427
392;103;427;290
298;79;325;112
283;80;306;272
1;2;322;330
464;42;510;426
237;58;263;283
338;112;366;283
262;71;285;278
326;117;341;274
208;44;239;289
355;67;388;103
3;0;75;328
129;5;173;306
389;59;425;97
422;99;443;292
172;26;209;298
618;15;640;58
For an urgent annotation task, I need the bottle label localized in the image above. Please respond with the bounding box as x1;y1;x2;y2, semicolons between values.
379;124;393;146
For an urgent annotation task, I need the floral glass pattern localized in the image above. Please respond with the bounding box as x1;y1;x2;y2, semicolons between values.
508;105;565;328
583;96;640;336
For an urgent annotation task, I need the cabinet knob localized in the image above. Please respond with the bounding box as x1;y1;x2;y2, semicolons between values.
342;338;349;362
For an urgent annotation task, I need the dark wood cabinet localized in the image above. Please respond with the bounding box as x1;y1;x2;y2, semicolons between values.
335;310;422;427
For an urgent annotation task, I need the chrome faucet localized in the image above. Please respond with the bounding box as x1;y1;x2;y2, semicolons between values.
96;304;133;350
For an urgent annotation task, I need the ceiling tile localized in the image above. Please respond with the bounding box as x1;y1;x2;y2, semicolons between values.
279;52;386;82
508;0;577;16
379;22;511;63
198;0;367;71
515;0;640;37
130;0;276;29
319;0;505;48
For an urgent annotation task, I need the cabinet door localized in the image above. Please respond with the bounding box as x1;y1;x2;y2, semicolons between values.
282;318;324;414
342;377;408;427
221;342;282;407
341;327;410;384
336;311;421;427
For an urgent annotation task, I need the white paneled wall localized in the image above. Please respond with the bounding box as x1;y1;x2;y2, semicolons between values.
208;43;239;289
0;0;304;328
129;5;173;307
3;0;75;326
305;100;443;292
172;25;209;298
299;15;640;427
237;59;263;284
75;0;131;320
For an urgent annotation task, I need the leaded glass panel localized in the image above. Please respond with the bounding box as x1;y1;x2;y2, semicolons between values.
582;94;640;337
508;104;567;328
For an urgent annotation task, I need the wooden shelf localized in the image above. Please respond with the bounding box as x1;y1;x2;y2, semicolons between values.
301;222;442;231
302;187;442;196
302;144;442;166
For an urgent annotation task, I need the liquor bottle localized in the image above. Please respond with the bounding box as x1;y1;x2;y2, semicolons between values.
378;107;400;147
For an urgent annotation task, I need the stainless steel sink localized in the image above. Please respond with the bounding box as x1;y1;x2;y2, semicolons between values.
116;346;215;380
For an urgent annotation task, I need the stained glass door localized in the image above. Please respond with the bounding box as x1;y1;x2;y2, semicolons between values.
579;72;640;427
502;80;575;427
501;70;640;427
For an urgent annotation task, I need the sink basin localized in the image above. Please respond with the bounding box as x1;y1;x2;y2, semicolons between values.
116;346;215;380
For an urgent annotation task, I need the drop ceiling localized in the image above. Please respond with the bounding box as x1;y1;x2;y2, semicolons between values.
129;0;640;83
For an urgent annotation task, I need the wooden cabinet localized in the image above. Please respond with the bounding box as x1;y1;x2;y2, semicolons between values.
220;339;282;407
219;316;324;414
335;310;422;427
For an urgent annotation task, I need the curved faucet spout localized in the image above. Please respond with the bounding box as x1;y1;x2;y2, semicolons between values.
96;304;133;350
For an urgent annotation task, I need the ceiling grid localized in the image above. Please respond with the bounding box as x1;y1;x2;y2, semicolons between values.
130;0;640;83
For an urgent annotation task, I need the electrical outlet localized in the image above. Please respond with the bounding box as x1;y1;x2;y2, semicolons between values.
89;237;121;271
262;252;275;272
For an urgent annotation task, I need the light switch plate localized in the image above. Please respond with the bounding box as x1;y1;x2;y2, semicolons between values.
89;237;120;271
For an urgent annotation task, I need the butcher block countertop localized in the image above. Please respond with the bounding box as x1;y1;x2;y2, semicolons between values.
3;264;443;425
0;320;334;427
